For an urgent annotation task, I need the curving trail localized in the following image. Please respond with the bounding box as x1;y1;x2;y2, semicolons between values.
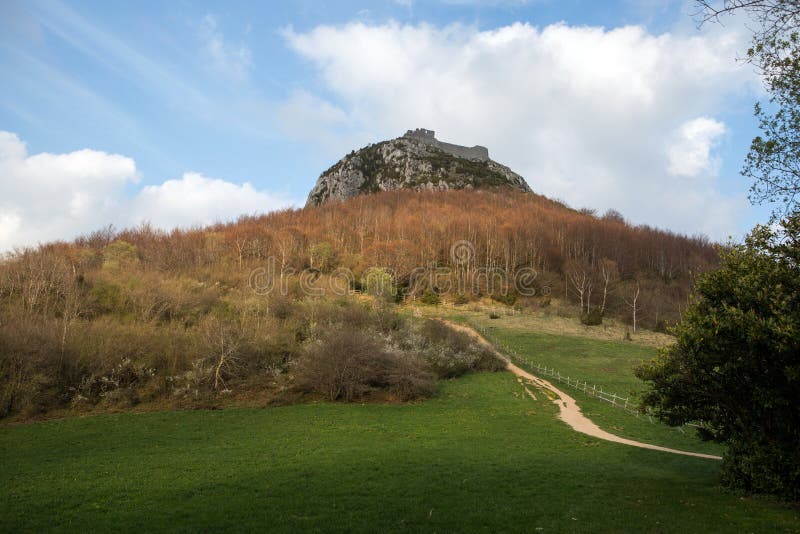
441;320;722;461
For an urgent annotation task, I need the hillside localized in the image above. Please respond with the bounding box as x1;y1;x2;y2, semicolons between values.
306;129;532;206
0;187;719;420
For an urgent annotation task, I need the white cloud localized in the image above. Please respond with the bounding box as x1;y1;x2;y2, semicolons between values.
668;117;726;177
199;14;252;81
0;131;137;251
282;20;758;240
0;132;292;252
130;172;287;230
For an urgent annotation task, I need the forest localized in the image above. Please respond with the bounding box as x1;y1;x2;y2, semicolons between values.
0;188;719;420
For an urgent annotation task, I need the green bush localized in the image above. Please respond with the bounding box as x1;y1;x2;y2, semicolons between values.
490;292;517;306
89;280;126;315
580;307;603;326
420;290;440;305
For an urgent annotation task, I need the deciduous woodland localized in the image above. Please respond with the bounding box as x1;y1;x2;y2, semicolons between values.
0;188;718;420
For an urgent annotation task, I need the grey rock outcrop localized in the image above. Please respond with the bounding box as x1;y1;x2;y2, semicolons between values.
306;129;532;207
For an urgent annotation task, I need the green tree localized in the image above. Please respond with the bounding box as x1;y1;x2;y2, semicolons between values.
102;241;139;271
636;215;800;499
309;242;336;272
362;267;396;301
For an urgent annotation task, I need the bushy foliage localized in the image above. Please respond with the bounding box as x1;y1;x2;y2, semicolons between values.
416;320;503;378
636;214;800;500
580;307;603;326
452;293;469;305
294;328;435;402
0;186;724;417
420;290;440;305
0;258;501;418
293;313;501;402
490;292;517;306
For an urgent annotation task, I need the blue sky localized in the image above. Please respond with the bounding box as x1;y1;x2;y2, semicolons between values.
0;0;771;250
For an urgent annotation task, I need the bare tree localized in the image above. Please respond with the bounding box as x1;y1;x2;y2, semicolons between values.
623;283;641;333
599;259;618;314
234;235;248;269
695;1;800;34
58;271;84;359
274;230;297;287
201;316;243;391
569;269;592;314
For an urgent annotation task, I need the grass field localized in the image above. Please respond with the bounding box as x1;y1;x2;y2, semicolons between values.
426;308;725;454
1;371;797;532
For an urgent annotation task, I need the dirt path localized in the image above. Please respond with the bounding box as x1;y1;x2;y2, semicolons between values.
441;320;722;460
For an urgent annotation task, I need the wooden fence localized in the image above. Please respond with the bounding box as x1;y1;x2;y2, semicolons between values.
469;322;666;425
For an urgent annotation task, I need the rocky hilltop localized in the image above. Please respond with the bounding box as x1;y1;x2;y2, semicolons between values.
306;129;532;206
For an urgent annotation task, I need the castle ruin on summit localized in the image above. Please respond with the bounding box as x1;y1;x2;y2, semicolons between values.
403;128;490;161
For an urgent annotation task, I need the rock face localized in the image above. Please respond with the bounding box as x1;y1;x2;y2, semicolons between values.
306;129;532;207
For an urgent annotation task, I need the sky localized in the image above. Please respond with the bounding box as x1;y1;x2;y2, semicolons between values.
0;0;773;252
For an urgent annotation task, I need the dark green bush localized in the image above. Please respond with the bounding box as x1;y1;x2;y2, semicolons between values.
636;216;800;500
420;290;440;305
580;307;603;326
490;292;517;306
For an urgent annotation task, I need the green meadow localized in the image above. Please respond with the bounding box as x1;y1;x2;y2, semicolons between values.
1;369;796;532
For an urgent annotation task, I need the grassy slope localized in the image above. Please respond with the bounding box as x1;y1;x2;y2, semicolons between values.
1;372;797;532
430;308;725;455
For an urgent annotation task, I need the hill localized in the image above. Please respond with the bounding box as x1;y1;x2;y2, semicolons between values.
306;128;532;206
0;187;718;420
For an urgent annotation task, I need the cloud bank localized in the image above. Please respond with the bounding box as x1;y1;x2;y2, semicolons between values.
0;131;290;252
282;20;758;240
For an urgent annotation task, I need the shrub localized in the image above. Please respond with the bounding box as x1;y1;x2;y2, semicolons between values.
0;312;61;417
580;307;603;326
488;312;501;319
420;290;440;305
89;280;127;316
490;292;517;306
269;296;294;320
453;293;469;305
293;328;434;401
362;267;396;301
102;241;139;271
418;320;503;378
